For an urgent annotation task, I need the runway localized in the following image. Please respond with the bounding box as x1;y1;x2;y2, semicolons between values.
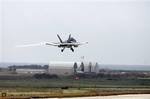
47;94;150;99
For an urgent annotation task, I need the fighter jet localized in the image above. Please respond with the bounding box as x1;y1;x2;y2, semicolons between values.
17;34;88;52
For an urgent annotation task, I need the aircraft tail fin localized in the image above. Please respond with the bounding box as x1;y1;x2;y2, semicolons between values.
57;34;63;43
68;34;71;40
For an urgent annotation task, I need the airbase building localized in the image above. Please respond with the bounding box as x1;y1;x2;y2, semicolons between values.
48;61;99;76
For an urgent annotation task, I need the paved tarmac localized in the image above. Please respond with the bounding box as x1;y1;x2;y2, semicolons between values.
47;94;150;99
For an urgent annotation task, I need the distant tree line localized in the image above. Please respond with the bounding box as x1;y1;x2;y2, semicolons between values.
73;70;150;79
8;64;49;71
33;73;58;79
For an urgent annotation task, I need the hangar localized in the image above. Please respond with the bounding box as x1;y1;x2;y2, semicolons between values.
48;61;99;76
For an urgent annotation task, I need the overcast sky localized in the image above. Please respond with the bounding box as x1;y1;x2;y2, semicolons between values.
0;0;150;65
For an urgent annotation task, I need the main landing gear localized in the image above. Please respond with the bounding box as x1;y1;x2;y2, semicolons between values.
70;47;74;52
61;47;74;52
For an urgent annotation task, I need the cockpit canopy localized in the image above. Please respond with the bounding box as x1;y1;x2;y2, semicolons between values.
67;37;76;43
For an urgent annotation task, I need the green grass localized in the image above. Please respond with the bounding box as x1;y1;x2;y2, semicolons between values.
0;77;150;98
0;77;150;88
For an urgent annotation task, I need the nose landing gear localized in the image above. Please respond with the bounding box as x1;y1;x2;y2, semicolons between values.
61;48;65;52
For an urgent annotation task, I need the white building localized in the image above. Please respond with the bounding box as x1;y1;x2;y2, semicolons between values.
48;61;99;76
49;61;76;76
16;69;46;74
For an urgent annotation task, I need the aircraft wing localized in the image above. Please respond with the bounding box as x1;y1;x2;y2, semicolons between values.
45;42;60;46
16;42;60;47
77;42;88;45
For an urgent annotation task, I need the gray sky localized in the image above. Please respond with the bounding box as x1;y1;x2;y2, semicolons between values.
0;0;150;65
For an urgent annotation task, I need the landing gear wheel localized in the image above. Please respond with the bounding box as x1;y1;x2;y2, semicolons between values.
70;47;74;52
61;48;65;52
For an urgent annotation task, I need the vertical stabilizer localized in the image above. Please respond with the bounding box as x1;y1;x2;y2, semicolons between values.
57;34;63;43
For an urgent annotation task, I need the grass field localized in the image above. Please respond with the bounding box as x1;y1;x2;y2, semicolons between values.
0;77;150;88
1;88;150;99
0;76;150;98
